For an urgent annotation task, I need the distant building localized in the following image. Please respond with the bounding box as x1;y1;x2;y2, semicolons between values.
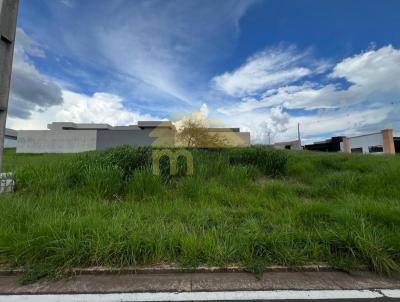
272;140;302;150
304;136;345;152
305;129;398;155
395;136;400;153
342;129;396;155
4;128;17;148
17;121;250;153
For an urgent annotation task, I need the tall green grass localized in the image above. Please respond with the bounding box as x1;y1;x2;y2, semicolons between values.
0;147;400;282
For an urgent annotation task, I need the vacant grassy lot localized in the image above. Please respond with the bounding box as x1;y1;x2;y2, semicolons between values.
1;147;400;282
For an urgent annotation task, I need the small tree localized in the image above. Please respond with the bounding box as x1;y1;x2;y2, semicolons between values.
176;119;226;148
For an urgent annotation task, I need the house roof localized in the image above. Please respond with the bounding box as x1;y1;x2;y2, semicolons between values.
5;128;17;138
138;121;174;129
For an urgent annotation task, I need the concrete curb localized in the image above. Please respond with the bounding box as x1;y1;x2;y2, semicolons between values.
1;271;400;295
71;264;338;275
1;290;398;302
0;263;364;276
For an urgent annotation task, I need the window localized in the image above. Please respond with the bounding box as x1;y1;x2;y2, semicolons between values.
351;147;363;153
368;145;383;153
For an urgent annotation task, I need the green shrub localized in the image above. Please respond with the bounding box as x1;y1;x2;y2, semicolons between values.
194;151;229;178
16;161;69;194
80;165;124;199
127;170;164;201
63;146;153;198
328;227;400;274
219;165;253;187
227;147;288;177
99;146;152;179
4;147;400;280
155;149;191;183
315;171;362;198
177;176;204;201
296;202;338;227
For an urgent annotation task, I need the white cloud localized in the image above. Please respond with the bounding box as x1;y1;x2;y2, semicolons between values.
270;106;289;127
48;1;256;108
4;25;178;136
14;28;46;58
56;91;160;125
330;45;400;88
7;90;161;130
7;28;160;130
217;83;339;114
216;45;400;143
218;45;400;115
8;28;63;119
9;12;400;145
329;45;400;102
218;104;393;144
171;104;212;132
212;45;328;97
200;103;209;117
59;0;75;8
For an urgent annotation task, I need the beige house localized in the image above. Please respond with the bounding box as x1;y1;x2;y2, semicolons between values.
17;121;250;153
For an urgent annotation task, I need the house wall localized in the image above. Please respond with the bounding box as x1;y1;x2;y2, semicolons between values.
17;130;97;153
395;139;400;153
96;128;175;149
347;133;383;154
382;129;395;154
16;126;249;153
273;140;301;150
345;130;395;155
4;137;16;148
209;131;250;147
305;137;344;152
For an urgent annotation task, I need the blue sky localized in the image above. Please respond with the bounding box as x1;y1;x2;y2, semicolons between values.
7;0;400;143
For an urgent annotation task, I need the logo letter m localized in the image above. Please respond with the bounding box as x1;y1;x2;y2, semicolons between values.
152;150;194;176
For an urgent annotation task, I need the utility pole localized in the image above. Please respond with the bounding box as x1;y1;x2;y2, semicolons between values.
297;123;301;148
0;0;19;172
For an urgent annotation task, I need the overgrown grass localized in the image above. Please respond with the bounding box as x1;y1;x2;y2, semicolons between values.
1;147;400;282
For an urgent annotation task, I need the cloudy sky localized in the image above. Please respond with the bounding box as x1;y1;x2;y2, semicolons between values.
7;0;400;143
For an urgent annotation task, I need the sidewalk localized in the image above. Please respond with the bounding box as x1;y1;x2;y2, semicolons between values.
1;271;400;294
